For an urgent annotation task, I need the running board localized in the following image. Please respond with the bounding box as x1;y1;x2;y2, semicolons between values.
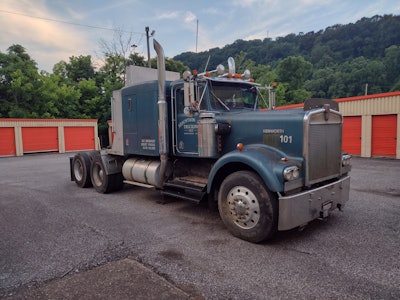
162;180;206;203
161;190;203;203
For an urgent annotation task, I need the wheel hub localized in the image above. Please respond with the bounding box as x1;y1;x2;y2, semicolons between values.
73;161;83;181
235;200;247;215
227;186;260;229
92;163;104;186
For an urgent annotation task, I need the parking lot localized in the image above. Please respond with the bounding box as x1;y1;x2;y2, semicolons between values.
0;153;399;299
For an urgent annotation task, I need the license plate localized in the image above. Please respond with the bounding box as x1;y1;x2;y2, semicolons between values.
321;202;332;218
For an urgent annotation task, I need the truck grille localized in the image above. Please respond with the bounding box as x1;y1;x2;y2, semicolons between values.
304;110;342;186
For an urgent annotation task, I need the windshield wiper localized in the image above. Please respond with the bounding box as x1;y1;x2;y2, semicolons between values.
210;90;230;111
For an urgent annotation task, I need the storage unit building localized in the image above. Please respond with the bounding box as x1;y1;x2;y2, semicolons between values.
268;91;400;159
338;92;400;159
0;119;99;157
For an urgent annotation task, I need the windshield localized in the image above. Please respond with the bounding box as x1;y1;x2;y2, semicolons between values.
209;81;258;111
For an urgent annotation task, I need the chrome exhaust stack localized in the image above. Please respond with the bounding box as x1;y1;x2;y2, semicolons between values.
153;39;169;187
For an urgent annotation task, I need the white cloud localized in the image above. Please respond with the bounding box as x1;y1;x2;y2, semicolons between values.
184;11;197;23
0;0;99;71
157;11;181;20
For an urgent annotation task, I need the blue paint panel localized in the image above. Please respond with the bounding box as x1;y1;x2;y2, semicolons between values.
214;109;305;157
207;144;303;193
122;81;159;156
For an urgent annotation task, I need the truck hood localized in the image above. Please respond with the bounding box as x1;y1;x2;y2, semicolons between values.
213;109;305;157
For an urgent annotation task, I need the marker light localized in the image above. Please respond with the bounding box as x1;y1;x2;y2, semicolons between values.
236;143;244;151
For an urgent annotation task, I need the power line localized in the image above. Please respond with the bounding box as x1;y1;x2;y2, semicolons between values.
0;9;143;36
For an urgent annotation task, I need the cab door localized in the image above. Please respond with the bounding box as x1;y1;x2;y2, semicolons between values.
173;84;199;156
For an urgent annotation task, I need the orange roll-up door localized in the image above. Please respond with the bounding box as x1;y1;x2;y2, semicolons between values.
64;127;95;151
372;115;397;157
22;127;58;153
0;127;16;156
342;116;361;155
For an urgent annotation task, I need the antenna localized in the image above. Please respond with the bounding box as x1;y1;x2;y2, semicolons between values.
196;19;199;53
204;55;211;72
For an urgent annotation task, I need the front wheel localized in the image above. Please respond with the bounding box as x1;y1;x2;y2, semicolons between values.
218;171;278;243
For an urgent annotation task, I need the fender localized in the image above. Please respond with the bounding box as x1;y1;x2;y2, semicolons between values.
100;152;124;175
207;144;302;193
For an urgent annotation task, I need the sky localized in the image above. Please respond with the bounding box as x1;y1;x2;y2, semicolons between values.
1;0;400;72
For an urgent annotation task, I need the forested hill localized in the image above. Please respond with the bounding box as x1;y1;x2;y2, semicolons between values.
173;15;400;103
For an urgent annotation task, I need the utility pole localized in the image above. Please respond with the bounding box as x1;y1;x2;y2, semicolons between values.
196;19;199;53
145;26;155;68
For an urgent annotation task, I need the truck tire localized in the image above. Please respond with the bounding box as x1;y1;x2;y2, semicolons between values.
72;152;92;188
113;173;124;192
218;171;278;243
90;155;115;194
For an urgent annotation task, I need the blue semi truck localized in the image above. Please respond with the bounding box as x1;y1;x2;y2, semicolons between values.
70;39;351;242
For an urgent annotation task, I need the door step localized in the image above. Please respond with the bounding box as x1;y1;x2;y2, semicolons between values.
162;176;207;203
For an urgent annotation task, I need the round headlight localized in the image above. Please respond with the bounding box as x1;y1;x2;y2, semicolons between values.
292;168;300;179
283;166;300;181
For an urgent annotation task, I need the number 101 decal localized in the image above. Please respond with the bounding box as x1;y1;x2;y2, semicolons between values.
280;135;293;143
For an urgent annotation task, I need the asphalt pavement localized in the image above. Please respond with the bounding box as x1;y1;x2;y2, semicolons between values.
0;153;399;299
2;259;190;300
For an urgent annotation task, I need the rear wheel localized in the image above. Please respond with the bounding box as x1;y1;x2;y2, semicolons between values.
72;152;92;188
218;171;278;243
90;155;112;193
90;155;124;193
113;172;125;192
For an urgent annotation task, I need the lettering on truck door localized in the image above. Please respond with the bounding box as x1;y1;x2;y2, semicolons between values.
174;86;199;155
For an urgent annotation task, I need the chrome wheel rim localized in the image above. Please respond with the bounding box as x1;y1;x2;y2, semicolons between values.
92;163;104;187
227;186;260;229
73;160;83;181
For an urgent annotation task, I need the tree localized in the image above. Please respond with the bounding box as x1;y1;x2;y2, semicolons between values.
340;57;386;96
384;45;400;88
305;67;337;98
277;56;312;103
165;58;188;74
0;44;40;117
52;60;68;79
127;52;146;67
35;74;81;118
277;56;312;89
65;55;95;82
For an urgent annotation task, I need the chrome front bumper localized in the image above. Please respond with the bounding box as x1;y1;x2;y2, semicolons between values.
278;176;350;231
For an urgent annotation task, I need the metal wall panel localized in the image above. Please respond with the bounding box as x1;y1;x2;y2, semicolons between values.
338;94;400;116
